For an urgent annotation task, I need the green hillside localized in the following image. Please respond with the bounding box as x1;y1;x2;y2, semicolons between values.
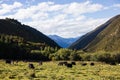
69;14;120;52
85;15;120;52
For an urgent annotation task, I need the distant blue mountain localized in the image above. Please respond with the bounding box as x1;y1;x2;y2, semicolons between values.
48;35;79;48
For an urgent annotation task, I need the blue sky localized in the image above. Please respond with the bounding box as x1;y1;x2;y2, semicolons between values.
0;0;120;38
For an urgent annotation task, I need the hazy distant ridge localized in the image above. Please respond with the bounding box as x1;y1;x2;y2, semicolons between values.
48;35;79;48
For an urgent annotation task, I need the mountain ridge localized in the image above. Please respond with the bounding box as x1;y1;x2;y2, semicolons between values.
0;18;60;48
84;14;120;52
48;35;79;48
69;14;120;52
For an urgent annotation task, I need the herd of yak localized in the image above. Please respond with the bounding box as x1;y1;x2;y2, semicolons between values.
4;59;117;69
4;59;96;69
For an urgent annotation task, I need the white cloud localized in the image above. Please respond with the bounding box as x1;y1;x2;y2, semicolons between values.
0;2;22;15
63;1;104;16
113;4;120;8
25;16;108;38
0;1;110;38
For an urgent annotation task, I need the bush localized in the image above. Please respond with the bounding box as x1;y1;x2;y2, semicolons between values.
80;53;91;61
69;52;82;61
50;48;81;61
112;53;120;63
90;52;117;63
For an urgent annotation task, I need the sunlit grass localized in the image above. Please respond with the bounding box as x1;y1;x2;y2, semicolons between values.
0;60;120;80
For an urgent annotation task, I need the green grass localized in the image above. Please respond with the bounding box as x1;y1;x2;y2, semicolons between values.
0;60;120;80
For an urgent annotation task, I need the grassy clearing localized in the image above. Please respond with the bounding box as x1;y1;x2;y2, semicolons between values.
0;60;120;80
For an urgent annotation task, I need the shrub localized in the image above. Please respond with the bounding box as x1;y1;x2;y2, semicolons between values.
91;52;116;63
69;52;82;61
80;53;91;61
112;53;120;63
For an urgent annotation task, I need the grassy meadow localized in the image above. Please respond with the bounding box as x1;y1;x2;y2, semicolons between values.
0;60;120;80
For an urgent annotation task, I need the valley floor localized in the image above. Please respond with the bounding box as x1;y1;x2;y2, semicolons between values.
0;60;120;80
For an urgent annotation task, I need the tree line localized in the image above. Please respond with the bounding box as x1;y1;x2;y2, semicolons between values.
0;34;120;63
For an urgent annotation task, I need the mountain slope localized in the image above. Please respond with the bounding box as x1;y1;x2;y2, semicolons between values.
0;18;60;48
48;35;78;48
85;15;120;52
69;14;120;52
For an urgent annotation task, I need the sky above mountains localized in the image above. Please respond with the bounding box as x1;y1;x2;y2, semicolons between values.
0;0;120;38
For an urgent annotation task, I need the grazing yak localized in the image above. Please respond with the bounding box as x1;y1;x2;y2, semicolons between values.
81;63;87;66
109;62;116;65
5;60;12;64
29;63;35;69
90;62;95;66
71;62;76;65
58;62;73;68
66;63;72;68
58;61;67;66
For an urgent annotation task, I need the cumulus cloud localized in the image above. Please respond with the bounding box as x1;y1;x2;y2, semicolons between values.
0;2;22;15
63;1;104;15
0;1;110;38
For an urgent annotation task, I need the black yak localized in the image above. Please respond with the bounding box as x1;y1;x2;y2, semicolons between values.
29;63;35;69
5;60;11;64
66;63;72;68
81;63;87;66
90;62;95;66
58;61;67;66
71;62;76;65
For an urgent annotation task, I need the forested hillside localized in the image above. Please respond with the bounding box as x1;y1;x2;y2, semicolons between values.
0;18;60;61
0;18;60;48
